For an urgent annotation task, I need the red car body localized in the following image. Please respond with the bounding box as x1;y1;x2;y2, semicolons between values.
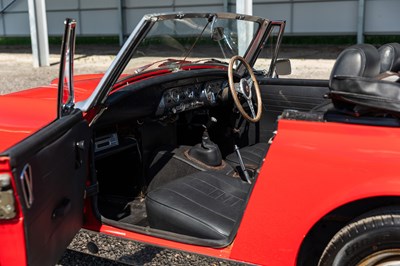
1;13;400;266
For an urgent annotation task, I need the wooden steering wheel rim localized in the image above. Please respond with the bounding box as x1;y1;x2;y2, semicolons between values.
228;55;262;123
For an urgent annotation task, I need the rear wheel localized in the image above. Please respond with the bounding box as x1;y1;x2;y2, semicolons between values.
318;213;400;266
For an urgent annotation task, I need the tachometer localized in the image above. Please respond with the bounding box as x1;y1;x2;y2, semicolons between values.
170;89;180;103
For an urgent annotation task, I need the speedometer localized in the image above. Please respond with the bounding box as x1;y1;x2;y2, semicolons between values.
170;89;180;103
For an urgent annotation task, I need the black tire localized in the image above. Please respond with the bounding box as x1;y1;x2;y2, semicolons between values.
318;213;400;266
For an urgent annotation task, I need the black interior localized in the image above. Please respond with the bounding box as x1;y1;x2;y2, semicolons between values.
91;66;331;247
91;43;400;247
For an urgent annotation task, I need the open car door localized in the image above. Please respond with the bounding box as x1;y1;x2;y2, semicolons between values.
0;19;91;266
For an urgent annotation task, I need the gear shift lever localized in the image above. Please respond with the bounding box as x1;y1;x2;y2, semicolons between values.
188;117;222;166
201;117;217;149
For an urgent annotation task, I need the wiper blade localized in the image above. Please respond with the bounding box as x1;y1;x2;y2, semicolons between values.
179;14;216;69
192;58;228;65
132;58;190;74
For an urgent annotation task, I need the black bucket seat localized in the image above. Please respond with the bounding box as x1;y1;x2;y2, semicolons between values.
145;171;250;247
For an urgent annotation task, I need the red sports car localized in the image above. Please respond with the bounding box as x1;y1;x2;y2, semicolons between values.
1;12;400;266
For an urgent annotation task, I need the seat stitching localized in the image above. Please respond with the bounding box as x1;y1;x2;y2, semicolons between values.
184;179;244;206
182;181;217;197
195;174;247;198
162;187;237;223
192;175;247;204
184;182;242;207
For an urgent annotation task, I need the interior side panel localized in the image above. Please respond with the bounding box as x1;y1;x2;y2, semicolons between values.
257;77;329;142
5;112;91;266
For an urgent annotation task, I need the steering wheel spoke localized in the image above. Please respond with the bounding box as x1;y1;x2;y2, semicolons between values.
228;55;262;123
246;77;254;89
247;99;256;118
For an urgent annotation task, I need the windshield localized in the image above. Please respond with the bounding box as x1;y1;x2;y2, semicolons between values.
120;16;260;78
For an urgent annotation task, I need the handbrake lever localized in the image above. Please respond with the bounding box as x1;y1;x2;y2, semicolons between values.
234;145;251;184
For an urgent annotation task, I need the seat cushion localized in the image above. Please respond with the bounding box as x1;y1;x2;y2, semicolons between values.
145;171;250;245
225;142;269;170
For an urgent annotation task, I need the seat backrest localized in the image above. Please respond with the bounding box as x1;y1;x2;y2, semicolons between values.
329;44;400;115
330;43;380;82
312;44;379;112
378;42;400;73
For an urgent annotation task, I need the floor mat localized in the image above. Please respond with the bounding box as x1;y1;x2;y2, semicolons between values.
99;195;148;227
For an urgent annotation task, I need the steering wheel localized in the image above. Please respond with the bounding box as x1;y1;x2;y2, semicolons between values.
228;55;262;123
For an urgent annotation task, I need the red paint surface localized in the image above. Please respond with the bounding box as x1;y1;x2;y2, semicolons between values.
0;157;27;266
0;93;57;151
0;76;100;153
229;119;400;265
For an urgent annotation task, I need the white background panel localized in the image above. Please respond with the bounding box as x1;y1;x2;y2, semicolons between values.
175;0;221;5
365;0;400;33
80;0;117;10
3;13;29;35
80;10;119;35
5;0;27;12
47;11;80;35
253;3;292;32
124;7;172;34
293;1;358;34
0;0;398;37
45;0;78;11
254;0;289;2
124;0;174;8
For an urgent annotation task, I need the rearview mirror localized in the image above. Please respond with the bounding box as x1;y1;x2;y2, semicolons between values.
275;59;291;76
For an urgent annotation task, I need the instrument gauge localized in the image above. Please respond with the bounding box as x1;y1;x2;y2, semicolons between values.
171;89;180;103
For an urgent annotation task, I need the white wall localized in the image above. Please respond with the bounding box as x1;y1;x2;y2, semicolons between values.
252;0;400;35
0;0;398;37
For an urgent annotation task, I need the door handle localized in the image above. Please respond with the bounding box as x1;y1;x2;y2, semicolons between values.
52;198;71;219
75;140;85;168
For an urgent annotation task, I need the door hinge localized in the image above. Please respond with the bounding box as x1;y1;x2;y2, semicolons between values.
84;183;99;199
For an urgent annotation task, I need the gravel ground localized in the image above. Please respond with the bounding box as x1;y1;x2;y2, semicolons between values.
0;44;343;265
0;44;342;94
58;230;244;266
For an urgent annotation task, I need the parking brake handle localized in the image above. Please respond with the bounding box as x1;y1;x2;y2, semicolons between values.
234;145;251;184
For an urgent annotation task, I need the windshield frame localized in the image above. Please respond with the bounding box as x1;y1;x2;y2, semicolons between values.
76;12;271;112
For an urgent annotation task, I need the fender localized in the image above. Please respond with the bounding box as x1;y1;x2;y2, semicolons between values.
230;119;400;265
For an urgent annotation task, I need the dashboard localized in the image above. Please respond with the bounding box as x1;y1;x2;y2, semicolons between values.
98;70;235;126
155;79;228;116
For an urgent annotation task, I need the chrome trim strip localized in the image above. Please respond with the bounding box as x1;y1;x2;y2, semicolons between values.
20;164;33;209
